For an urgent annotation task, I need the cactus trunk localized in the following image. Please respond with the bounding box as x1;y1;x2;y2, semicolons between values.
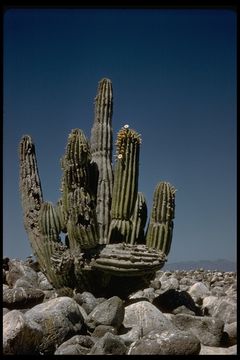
19;135;44;265
90;78;113;244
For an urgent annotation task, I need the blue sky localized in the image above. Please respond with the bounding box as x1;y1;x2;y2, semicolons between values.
3;8;236;263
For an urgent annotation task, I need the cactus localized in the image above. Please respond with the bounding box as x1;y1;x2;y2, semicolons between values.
108;125;141;244
146;182;176;255
19;78;176;297
90;78;113;244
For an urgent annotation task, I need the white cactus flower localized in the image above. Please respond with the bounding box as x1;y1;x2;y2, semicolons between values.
123;124;129;129
118;154;123;159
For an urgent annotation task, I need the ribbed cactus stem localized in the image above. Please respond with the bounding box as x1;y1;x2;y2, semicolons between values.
130;192;148;245
108;126;141;244
146;182;176;255
19;135;44;262
67;188;99;251
61;128;92;218
90;78;113;244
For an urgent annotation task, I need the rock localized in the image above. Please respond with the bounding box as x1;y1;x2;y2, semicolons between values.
3;310;43;354
160;277;179;291
3;257;10;270
202;295;219;316
170;313;224;346
123;300;174;337
152;289;202;315
199;344;237;355
172;305;196;316
37;272;53;290
3;308;10;316
24;296;85;354
223;321;237;346
54;335;95;355
3;287;45;309
86;296;124;331
89;332;127;355
92;324;118;338
212;297;237;324
73;291;105;314
187;282;210;304
6;259;38;288
119;325;142;346
128;329;201;355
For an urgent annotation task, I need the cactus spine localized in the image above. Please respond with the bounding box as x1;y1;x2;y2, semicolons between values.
108;126;141;244
90;78;113;244
146;182;176;255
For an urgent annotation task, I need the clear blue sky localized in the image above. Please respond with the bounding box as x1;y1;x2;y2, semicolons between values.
3;8;236;263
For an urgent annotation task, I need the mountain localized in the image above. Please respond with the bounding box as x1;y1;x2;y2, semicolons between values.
162;259;236;272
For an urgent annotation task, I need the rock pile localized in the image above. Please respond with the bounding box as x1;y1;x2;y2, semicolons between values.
3;257;237;355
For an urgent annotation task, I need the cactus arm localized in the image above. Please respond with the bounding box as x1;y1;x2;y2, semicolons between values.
146;182;176;255
61;128;99;251
90;78;113;244
19;135;45;264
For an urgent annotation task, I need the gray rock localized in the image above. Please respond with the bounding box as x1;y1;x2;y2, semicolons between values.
123;300;174;337
73;291;105;314
89;332;127;355
152;289;201;315
212;297;237;324
37;272;53;290
202;295;219;316
223;321;237;346
86;296;124;331
3;308;10;316
119;325;142;346
128;329;201;355
6;259;38;288
171;313;224;346
199;344;237;355
3;309;43;354
160;277;179;291
172;305;196;316
24;296;85;354
92;324;118;338
3;287;45;309
188;282;210;304
54;335;95;355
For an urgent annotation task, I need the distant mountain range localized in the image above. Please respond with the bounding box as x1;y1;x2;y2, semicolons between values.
162;259;236;272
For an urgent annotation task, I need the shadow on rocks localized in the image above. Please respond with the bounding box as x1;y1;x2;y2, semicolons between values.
152;289;203;316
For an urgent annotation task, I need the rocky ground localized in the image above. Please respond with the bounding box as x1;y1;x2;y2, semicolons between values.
3;257;237;355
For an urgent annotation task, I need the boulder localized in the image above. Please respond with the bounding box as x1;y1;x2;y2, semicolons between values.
24;296;85;354
54;335;95;355
73;291;105;314
128;329;201;355
223;321;237;346
6;259;38;288
92;324;118;338
86;296;124;331
152;289;202;315
187;282;210;304
3;310;43;354
170;313;224;346
212;297;237;324
123;300;174;337
119;325;142;346
3;287;45;309
89;332;127;355
199;344;237;355
37;272;53;290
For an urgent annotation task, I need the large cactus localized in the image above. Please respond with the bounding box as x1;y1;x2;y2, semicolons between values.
146;182;176;255
90;78;113;244
19;78;176;297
